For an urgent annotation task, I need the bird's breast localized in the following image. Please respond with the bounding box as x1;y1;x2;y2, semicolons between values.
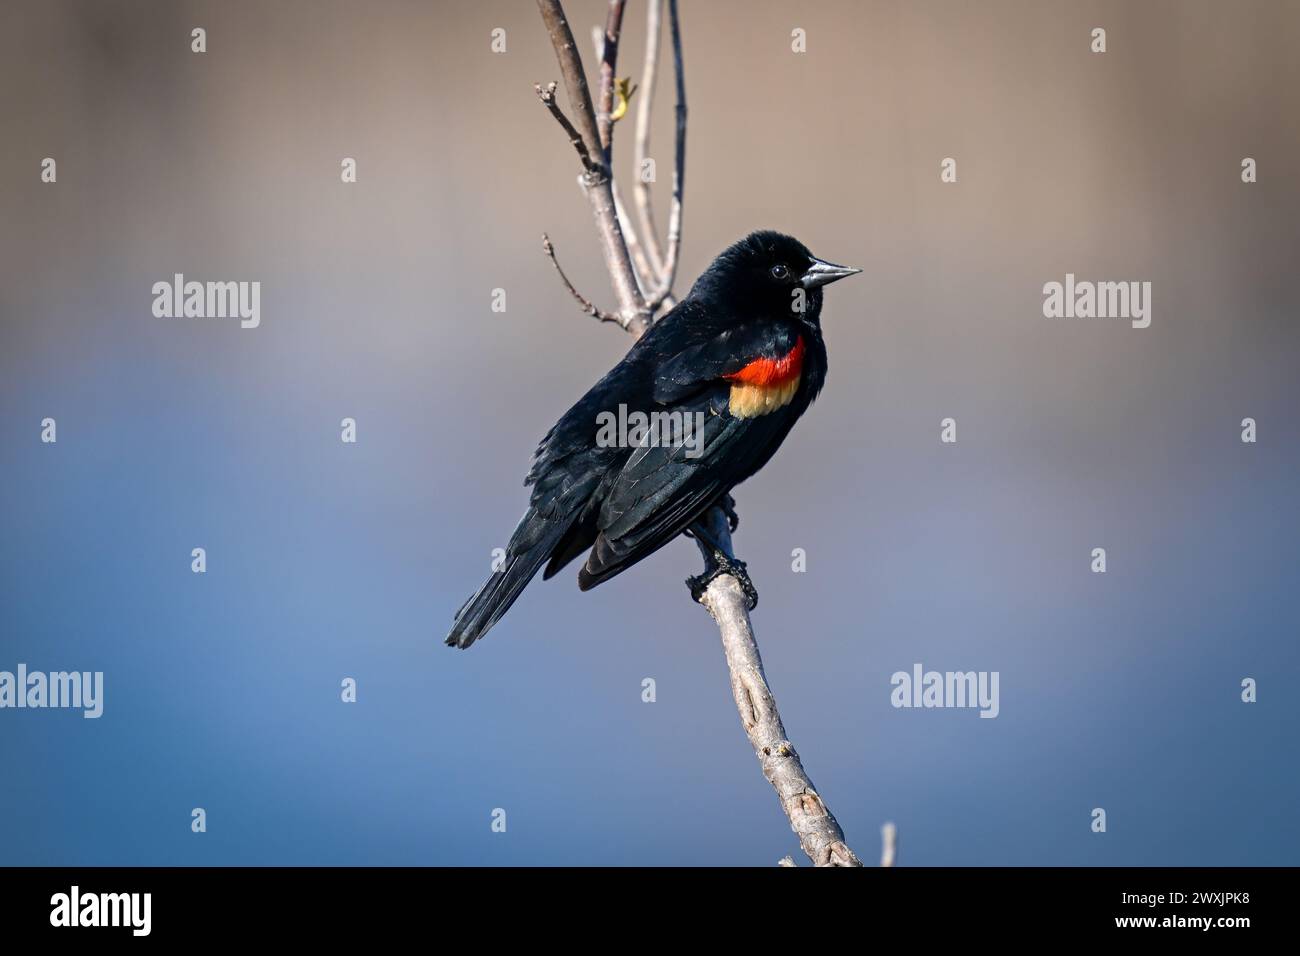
723;335;805;419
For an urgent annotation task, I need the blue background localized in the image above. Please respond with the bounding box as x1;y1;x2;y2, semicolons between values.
2;0;1297;865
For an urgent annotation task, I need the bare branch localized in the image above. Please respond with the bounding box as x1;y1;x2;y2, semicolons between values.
590;26;654;298
649;0;686;308
541;233;626;329
595;1;628;165
535;0;603;168
535;82;597;173
590;25;653;297
881;821;898;867
691;506;863;867
536;0;649;334
612;180;656;295
633;0;667;277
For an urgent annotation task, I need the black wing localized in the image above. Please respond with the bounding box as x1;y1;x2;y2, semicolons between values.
576;322;806;589
652;322;802;404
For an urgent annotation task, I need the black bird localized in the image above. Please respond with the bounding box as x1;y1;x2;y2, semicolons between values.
446;231;859;649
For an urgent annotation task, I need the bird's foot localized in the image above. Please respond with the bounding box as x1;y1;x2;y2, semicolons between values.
687;550;758;611
719;493;740;533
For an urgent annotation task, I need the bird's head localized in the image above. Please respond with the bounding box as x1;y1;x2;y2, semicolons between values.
689;230;861;325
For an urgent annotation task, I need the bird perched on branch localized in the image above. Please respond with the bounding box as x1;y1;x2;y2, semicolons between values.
446;231;859;649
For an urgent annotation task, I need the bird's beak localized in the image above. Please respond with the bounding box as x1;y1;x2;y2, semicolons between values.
801;257;863;289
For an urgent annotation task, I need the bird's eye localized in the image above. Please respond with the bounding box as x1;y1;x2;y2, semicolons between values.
770;264;789;280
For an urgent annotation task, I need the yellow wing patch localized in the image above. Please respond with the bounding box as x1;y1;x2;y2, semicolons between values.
723;335;805;419
727;376;801;419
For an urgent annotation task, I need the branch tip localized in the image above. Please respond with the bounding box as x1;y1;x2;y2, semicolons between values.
535;81;600;175
541;232;625;328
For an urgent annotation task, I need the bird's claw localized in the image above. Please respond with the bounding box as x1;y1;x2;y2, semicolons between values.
687;551;758;611
719;493;740;533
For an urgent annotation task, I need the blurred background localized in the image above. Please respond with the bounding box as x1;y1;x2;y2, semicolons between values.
1;0;1297;865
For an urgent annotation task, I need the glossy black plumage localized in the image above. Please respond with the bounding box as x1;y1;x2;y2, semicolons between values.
446;231;858;648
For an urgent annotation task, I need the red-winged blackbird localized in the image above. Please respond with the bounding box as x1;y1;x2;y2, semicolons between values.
446;231;859;649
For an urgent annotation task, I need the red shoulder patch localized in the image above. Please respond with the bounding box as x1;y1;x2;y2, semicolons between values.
722;335;805;387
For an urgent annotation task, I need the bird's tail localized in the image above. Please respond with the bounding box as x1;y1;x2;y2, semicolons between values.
445;508;570;649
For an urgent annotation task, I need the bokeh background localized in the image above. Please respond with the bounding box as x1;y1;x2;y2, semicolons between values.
2;0;1297;866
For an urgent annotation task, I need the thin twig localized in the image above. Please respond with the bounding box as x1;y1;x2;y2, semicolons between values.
612;180;656;296
591;27;655;296
535;82;598;173
536;0;649;335
535;0;604;171
633;0;667;277
649;0;686;309
595;0;628;166
541;233;625;328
